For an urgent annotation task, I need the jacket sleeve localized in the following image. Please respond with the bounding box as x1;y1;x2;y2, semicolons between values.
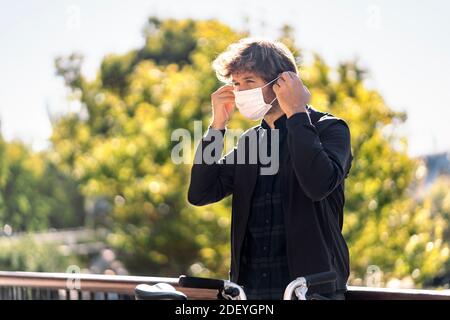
187;127;237;206
286;111;352;201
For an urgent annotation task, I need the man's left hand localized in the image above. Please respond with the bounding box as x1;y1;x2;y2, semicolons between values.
273;71;311;118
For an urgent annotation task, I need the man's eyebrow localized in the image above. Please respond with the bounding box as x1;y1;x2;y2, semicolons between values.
232;76;254;83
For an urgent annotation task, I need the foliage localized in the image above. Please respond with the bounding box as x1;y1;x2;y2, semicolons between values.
0;235;86;272
0;137;85;232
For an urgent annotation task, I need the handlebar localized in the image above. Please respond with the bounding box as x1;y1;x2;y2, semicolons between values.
178;275;224;290
178;272;336;300
134;271;337;300
178;275;246;300
283;271;337;300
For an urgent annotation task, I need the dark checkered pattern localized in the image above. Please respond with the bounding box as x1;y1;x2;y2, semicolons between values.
238;114;292;300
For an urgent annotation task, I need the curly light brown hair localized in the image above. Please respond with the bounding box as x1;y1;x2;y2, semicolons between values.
212;38;298;83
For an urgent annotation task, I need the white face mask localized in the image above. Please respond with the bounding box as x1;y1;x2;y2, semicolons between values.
233;76;280;121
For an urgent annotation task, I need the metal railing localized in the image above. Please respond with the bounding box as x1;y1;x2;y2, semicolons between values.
1;271;450;300
346;285;450;300
0;271;217;300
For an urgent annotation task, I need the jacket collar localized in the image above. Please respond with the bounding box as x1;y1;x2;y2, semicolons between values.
261;113;288;131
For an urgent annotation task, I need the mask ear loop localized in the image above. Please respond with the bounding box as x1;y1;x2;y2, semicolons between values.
269;96;278;105
264;76;281;105
263;76;281;88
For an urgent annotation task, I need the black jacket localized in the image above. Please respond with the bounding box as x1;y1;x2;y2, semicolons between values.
187;106;353;294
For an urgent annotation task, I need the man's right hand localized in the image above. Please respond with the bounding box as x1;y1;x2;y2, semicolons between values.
210;85;235;130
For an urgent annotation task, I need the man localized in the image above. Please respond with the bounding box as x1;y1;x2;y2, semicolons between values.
187;38;353;300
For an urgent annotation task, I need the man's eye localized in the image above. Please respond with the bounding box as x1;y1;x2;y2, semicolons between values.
246;80;254;83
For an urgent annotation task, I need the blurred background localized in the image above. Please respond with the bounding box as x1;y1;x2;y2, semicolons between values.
0;0;449;290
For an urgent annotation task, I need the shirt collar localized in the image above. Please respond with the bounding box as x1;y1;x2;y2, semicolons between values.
261;114;288;131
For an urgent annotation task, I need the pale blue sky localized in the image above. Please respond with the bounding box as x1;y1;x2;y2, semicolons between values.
1;0;449;156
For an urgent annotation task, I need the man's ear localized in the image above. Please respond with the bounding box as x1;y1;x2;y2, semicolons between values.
269;81;278;95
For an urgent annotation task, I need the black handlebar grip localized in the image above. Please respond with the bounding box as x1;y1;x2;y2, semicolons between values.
304;271;337;287
223;287;240;297
178;275;225;290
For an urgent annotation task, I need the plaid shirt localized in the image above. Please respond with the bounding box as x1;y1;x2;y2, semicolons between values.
238;114;292;300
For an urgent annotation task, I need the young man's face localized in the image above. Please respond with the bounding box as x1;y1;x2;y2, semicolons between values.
231;71;278;110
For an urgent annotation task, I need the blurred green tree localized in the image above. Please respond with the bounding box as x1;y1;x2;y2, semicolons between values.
0;235;86;272
0;136;85;232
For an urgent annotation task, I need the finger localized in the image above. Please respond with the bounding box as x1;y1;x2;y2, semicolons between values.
287;71;297;80
218;90;235;97
216;85;234;93
283;71;292;79
272;82;280;93
218;88;234;96
217;96;235;104
294;72;305;85
275;76;285;88
285;72;298;84
303;85;311;101
278;79;288;89
278;72;288;81
216;87;233;94
283;71;293;79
